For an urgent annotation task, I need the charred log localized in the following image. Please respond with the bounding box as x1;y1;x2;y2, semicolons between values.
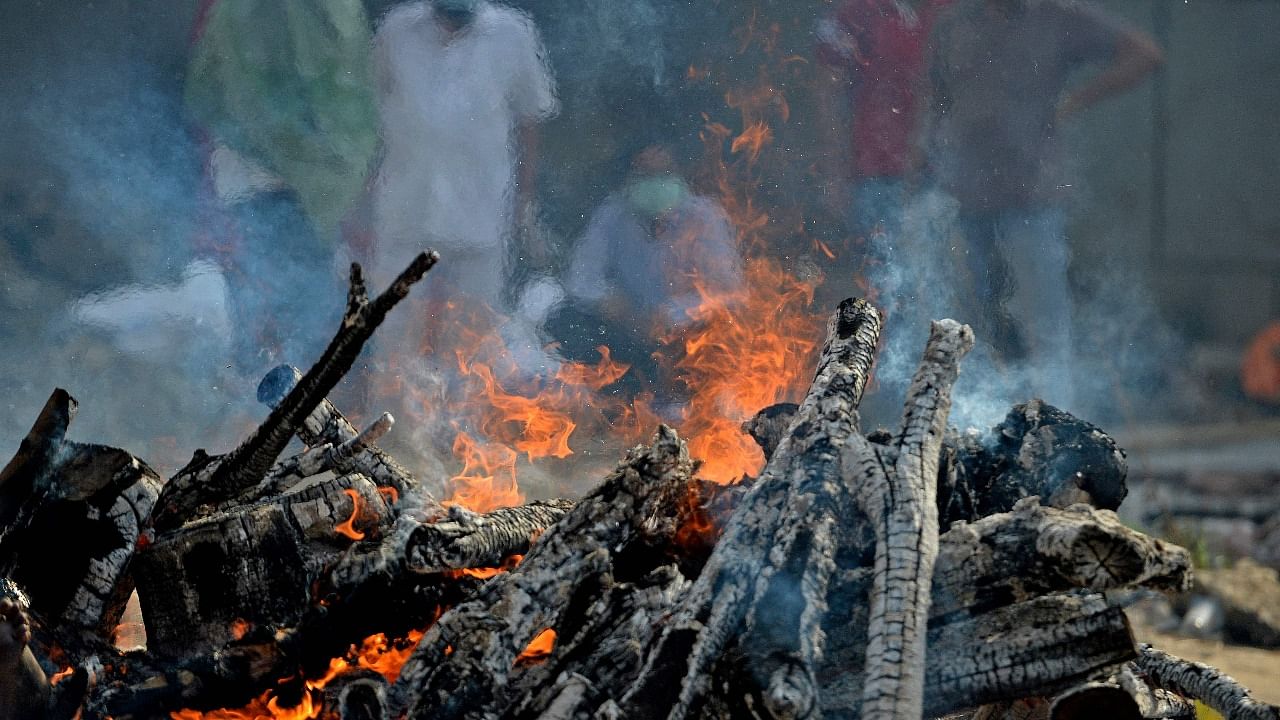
150;253;438;532
0;389;161;637
135;473;395;661
621;298;883;720
391;424;695;720
841;319;974;719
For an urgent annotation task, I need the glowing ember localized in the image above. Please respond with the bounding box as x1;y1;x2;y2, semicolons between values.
444;553;525;581
334;488;366;541
515;628;557;666
169;629;428;719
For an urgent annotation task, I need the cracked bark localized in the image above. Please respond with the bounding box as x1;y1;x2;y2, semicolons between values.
1134;644;1280;720
841;319;974;720
620;298;883;720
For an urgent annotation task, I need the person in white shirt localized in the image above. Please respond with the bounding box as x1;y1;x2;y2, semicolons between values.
369;0;559;304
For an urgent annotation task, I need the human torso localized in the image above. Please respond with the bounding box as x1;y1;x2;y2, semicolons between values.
838;0;949;178
931;0;1118;209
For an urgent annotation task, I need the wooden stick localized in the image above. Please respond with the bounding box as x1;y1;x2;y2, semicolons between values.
841;319;974;720
1135;644;1280;720
228;412;395;507
151;253;438;532
257;365;431;507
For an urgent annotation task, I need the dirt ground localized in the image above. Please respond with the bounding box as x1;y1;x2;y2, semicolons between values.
1130;618;1280;706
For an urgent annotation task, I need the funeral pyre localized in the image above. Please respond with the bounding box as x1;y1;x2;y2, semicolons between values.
1;253;1276;720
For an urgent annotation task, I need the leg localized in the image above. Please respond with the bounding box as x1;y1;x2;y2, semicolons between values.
957;209;1024;361
996;207;1074;407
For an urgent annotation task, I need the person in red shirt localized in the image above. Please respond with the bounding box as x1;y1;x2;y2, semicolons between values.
815;0;952;421
816;0;949;204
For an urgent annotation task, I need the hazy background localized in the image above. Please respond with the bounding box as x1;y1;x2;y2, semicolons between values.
0;0;1276;478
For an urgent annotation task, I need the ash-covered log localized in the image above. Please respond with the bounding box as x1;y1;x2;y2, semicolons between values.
0;388;161;638
134;471;395;660
621;297;883;720
390;424;695;720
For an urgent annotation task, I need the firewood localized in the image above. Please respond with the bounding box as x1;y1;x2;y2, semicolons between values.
1045;665;1196;720
819;500;1190;717
257;364;435;510
840;318;974;720
1047;683;1142;720
134;472;395;661
1114;664;1197;719
500;564;691;720
328;500;575;592
390;425;695;720
822;593;1137;718
228;412;395;508
938;400;1128;527
927;498;1191;619
150;252;438;532
621;298;884;720
1134;644;1280;720
0;388;161;637
746;399;1129;533
321;669;388;720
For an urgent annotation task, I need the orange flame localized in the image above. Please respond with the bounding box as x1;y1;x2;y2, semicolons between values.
334;489;366;541
169;628;429;719
553;346;630;391
443;554;525;581
447;431;522;514
515;628;556;666
730;121;773;164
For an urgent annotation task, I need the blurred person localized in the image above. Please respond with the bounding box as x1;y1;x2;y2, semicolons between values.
928;0;1162;406
815;0;950;243
369;0;558;311
185;0;379;372
814;0;954;423
360;0;558;476
554;145;744;413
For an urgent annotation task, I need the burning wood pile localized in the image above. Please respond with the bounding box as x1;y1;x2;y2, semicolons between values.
2;253;1277;720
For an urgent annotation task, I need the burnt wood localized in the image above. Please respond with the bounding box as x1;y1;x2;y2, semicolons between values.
0;389;161;637
150;252;438;532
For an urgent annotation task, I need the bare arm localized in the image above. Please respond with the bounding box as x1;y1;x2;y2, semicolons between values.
1058;29;1164;119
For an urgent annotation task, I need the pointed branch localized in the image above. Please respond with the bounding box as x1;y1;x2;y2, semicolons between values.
151;252;438;532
